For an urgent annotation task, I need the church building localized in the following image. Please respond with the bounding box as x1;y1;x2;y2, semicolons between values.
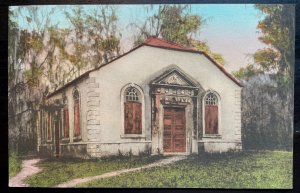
37;37;242;158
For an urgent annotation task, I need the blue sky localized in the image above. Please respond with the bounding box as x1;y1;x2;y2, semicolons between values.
10;4;266;72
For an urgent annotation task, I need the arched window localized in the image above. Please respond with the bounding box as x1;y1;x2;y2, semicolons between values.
62;95;69;139
124;86;142;134
73;89;81;138
204;92;219;134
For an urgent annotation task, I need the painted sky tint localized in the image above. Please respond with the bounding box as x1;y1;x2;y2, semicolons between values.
10;4;266;72
189;4;266;71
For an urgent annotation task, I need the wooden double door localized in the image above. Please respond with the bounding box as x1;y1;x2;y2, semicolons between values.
163;107;186;153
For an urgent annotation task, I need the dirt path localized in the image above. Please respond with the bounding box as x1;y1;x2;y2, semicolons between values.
9;159;43;187
56;156;186;188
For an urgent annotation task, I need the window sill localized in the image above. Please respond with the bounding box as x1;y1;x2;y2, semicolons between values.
120;134;145;139
202;134;222;139
73;136;82;142
67;142;87;145
61;138;70;143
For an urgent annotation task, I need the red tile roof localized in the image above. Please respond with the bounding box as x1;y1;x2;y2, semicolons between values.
144;37;195;51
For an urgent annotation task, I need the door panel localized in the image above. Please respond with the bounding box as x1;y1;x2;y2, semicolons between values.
164;119;172;125
163;108;186;153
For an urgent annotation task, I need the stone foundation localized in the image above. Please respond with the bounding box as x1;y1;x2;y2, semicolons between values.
38;143;88;158
38;141;242;158
60;144;88;158
38;144;53;157
87;142;152;157
199;141;242;153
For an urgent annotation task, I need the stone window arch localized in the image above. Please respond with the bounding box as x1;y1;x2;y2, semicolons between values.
203;91;221;135
73;88;81;138
121;83;145;136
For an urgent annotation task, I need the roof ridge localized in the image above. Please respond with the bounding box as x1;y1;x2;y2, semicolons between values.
150;37;185;48
144;37;196;51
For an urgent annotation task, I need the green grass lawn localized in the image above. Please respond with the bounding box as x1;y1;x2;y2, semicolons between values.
25;155;163;187
79;151;292;188
9;151;22;179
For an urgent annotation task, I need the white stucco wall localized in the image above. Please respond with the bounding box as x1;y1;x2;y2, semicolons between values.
88;45;242;154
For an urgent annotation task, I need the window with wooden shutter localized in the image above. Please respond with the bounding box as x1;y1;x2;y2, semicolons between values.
74;102;80;136
124;102;142;134
124;87;142;134
41;110;47;143
73;89;81;138
47;112;52;140
63;108;69;138
205;93;218;134
44;111;47;141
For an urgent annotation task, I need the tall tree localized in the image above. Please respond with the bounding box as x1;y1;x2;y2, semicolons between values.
132;5;225;65
85;6;121;64
8;10;19;92
255;5;294;82
233;4;294;150
7;6;64;95
8;6;62;153
252;4;294;106
8;10;20;150
64;5;121;71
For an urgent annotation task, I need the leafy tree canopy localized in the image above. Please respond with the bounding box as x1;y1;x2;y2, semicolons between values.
133;5;225;65
234;4;294;86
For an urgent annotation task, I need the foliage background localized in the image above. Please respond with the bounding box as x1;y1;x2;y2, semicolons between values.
233;5;294;151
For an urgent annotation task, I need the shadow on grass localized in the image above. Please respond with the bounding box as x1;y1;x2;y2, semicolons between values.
190;150;251;162
42;153;165;164
41;150;260;165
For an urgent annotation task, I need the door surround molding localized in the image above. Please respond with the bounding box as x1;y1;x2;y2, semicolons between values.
149;67;201;154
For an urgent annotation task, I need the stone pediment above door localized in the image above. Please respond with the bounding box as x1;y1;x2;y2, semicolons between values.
151;68;198;88
158;72;189;86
